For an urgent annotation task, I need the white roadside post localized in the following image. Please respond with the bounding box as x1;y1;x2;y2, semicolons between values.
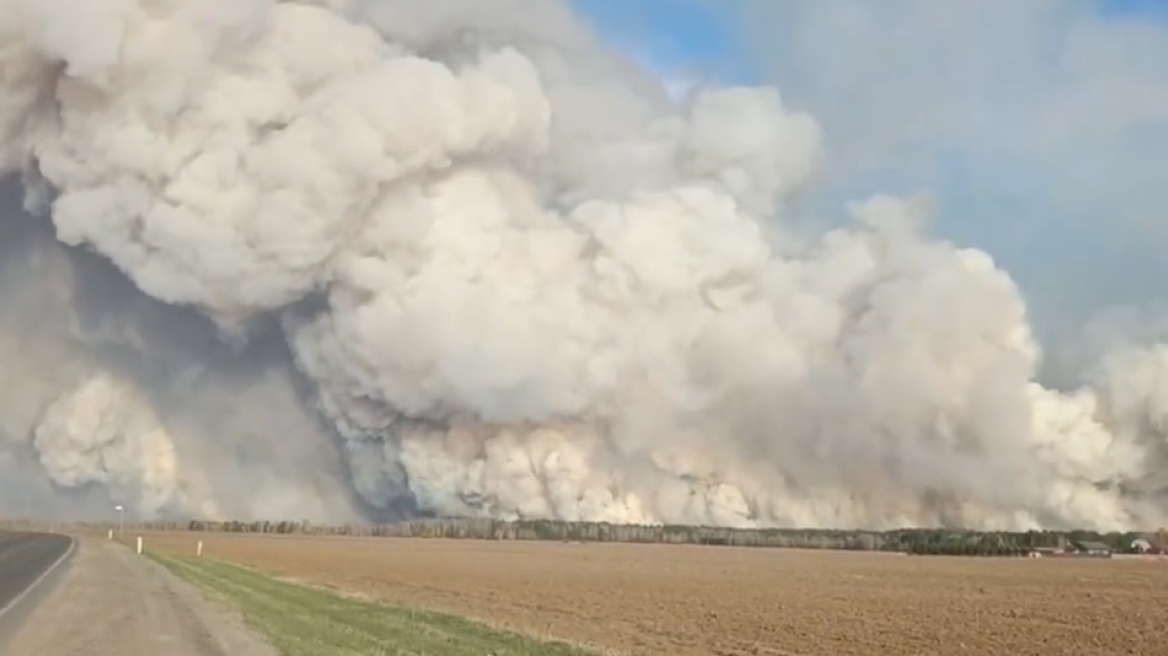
196;541;203;557
107;529;113;540
136;535;143;555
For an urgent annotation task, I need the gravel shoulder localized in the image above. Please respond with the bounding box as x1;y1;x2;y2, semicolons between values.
4;538;277;656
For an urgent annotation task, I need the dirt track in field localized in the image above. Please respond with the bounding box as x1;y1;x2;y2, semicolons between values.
144;532;1168;656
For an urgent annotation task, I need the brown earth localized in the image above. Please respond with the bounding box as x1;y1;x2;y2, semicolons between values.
5;538;277;656
142;532;1168;656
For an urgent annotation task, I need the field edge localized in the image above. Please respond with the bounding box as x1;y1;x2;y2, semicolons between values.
148;550;601;656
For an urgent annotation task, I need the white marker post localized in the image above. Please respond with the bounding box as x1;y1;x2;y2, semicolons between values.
136;536;143;555
107;529;113;540
196;541;203;557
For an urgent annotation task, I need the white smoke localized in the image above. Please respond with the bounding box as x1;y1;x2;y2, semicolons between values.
0;0;1164;530
33;373;184;516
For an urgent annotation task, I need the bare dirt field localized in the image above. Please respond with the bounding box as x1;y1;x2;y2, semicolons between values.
143;532;1168;656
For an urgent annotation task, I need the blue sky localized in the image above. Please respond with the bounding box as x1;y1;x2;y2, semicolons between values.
573;0;1168;73
572;0;755;82
572;0;1168;376
1103;0;1168;17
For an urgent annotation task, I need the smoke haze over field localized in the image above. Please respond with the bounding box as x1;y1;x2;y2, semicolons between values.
0;0;1166;530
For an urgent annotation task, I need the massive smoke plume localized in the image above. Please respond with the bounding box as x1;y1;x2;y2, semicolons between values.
0;0;1165;530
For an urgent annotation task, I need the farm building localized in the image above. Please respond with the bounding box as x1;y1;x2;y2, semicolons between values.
1071;541;1113;558
1028;540;1113;559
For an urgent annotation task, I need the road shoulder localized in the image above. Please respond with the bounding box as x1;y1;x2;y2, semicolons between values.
4;538;277;656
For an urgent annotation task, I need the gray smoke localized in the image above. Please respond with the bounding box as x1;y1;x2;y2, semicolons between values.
0;179;358;522
0;0;1165;530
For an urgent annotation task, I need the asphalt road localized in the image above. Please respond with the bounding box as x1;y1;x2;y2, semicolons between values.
0;531;72;621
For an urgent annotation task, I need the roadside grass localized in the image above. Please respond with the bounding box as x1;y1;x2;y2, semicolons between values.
148;552;597;656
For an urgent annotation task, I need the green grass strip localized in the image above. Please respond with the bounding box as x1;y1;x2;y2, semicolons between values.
148;552;597;656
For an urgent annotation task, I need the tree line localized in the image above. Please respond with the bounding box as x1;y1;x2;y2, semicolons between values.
3;516;1160;555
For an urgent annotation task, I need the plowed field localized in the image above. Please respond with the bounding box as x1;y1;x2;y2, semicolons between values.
142;533;1168;655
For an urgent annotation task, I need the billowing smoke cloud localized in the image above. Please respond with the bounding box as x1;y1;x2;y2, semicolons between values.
0;0;1165;530
0;178;358;521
